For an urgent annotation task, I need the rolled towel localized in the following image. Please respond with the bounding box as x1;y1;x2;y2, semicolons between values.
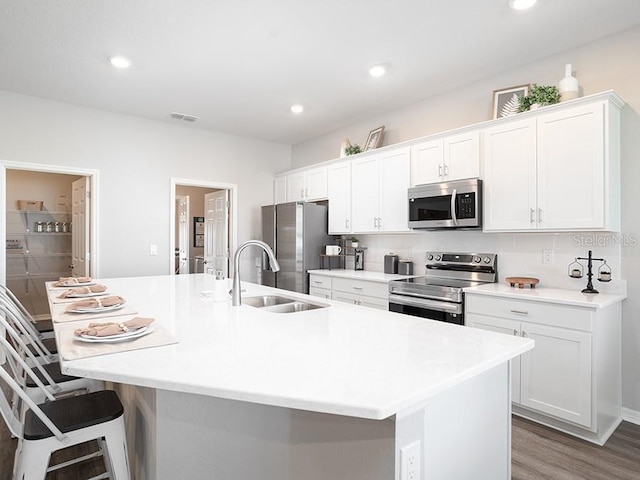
65;295;125;312
53;276;93;287
57;284;108;298
74;317;155;337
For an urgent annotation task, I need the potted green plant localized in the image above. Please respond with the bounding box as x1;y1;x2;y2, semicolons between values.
518;84;560;112
345;145;362;156
350;236;359;248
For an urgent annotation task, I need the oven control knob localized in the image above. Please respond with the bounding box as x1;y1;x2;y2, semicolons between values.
434;255;441;261
427;254;434;261
483;257;492;264
473;256;481;263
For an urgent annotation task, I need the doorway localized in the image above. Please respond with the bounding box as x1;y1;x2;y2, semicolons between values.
170;178;237;278
1;162;98;318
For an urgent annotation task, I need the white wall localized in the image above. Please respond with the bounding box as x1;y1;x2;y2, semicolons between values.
0;90;291;281
291;26;640;413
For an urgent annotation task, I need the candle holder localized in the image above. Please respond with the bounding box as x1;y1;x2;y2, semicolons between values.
568;250;610;294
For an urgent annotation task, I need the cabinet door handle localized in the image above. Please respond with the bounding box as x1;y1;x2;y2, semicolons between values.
313;280;323;284
377;217;382;229
444;164;449;177
438;165;443;177
513;329;519;336
305;188;309;198
538;208;543;223
345;219;349;229
522;331;527;337
530;208;535;224
373;218;378;228
352;286;363;290
300;188;305;199
510;309;529;315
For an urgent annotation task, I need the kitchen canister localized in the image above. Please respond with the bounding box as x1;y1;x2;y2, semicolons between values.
398;260;414;275
384;254;399;274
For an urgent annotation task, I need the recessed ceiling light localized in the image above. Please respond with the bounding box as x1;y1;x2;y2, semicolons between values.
369;65;387;77
109;56;131;69
290;104;304;114
508;0;537;10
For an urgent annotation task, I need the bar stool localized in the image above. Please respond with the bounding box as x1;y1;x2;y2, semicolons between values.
0;367;131;479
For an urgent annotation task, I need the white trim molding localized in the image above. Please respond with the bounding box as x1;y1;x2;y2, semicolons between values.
622;407;640;426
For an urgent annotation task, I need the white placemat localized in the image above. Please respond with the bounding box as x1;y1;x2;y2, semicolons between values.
56;315;179;360
51;302;138;323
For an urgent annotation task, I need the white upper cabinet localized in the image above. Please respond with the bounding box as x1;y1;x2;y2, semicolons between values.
274;174;287;204
410;130;480;186
483;93;622;232
483;119;537;231
275;166;328;204
327;161;351;234
351;148;410;233
304;166;329;202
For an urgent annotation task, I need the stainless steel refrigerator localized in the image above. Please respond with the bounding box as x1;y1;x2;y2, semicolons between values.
261;202;330;293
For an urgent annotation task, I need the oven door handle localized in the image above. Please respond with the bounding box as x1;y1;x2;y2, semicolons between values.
389;294;462;314
450;188;458;226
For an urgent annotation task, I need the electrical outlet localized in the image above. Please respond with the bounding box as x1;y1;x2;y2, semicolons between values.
543;249;554;265
150;244;158;256
401;441;421;480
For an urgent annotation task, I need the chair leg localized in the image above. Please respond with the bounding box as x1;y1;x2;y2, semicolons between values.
13;440;52;480
102;417;131;480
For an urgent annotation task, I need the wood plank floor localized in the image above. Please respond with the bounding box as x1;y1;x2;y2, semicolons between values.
2;413;640;479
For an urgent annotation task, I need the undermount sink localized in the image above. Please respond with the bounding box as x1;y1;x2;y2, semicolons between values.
242;295;296;308
261;301;326;313
243;295;328;313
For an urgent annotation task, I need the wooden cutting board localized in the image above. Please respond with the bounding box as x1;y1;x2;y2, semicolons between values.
505;277;540;289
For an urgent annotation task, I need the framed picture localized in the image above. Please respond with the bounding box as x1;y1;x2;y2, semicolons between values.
492;85;530;119
193;216;204;247
364;126;385;151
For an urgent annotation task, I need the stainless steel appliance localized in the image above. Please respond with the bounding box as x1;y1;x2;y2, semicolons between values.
388;251;497;325
408;178;482;229
261;202;331;294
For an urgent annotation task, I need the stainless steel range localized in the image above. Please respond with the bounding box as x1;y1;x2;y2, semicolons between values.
388;252;498;325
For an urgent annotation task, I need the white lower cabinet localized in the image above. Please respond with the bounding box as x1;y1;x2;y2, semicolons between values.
309;275;332;299
308;274;388;310
466;292;621;444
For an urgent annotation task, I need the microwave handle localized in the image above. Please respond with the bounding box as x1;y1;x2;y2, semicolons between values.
450;188;458;226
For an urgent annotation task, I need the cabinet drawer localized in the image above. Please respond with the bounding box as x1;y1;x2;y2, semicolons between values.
465;294;593;332
332;277;389;298
309;286;331;299
309;275;332;289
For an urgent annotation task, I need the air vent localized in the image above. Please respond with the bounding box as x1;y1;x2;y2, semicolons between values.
170;112;200;122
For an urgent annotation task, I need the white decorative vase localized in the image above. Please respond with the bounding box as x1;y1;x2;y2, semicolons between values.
340;138;351;158
559;63;579;102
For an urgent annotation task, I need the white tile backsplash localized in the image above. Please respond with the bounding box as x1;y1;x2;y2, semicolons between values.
335;231;625;294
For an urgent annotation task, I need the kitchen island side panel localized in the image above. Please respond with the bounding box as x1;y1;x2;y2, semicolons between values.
155;389;395;480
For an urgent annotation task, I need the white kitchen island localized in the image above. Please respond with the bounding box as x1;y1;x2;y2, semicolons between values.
52;274;533;480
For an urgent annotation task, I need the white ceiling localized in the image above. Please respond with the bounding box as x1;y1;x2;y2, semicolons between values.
1;0;639;145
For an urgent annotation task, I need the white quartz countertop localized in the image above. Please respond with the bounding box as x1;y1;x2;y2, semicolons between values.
55;274;532;420
465;283;627;308
307;269;417;283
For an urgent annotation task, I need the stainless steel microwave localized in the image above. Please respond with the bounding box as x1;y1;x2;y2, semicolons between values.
408;178;482;229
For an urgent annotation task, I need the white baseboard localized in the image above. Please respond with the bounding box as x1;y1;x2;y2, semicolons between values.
622;407;640;425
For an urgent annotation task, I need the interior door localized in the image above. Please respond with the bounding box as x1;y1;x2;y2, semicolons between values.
71;177;90;277
176;195;189;274
204;190;229;277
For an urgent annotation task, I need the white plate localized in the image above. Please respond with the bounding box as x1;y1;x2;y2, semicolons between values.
67;303;125;314
63;290;109;298
75;327;153;343
80;326;148;340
